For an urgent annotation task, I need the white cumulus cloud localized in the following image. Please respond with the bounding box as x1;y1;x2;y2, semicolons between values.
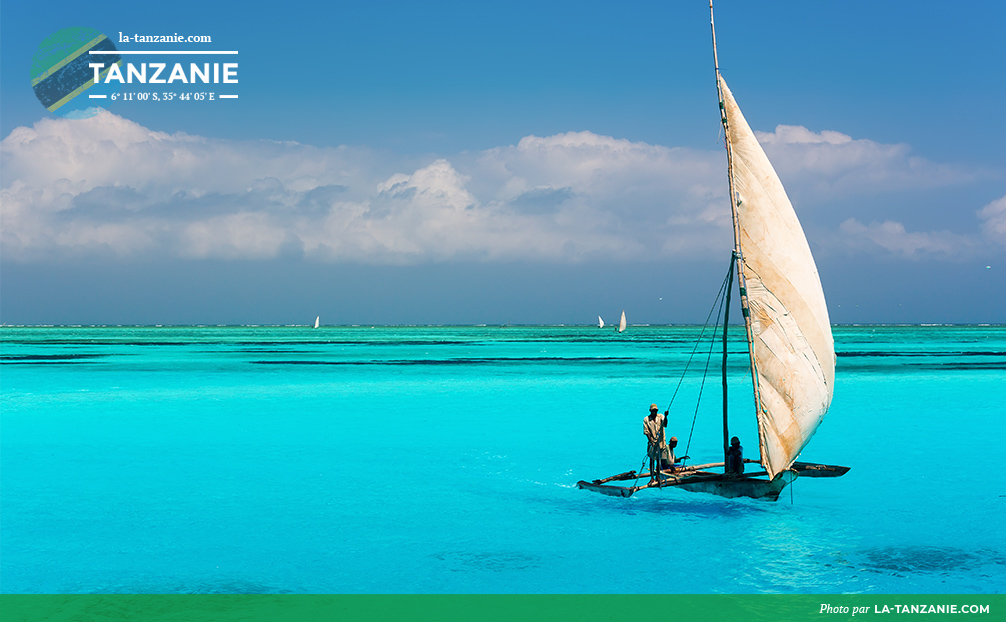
0;114;729;263
0;112;997;264
756;124;978;197
838;219;978;258
979;194;1006;246
834;194;1006;259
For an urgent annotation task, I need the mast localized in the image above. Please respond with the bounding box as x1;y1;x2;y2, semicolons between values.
710;0;766;466
721;254;734;463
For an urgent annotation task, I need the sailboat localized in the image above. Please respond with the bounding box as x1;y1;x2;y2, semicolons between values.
598;315;605;329
577;3;848;501
617;311;626;333
314;316;320;329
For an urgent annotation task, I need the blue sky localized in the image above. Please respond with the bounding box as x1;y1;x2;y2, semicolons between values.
1;0;1004;324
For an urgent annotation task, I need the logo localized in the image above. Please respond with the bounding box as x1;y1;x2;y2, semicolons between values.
31;27;122;118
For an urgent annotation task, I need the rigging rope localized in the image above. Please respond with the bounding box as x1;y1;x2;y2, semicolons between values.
682;274;728;463
662;261;732;415
662;258;734;466
631;453;649;489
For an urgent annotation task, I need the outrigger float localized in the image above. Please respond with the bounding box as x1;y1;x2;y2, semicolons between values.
578;2;849;501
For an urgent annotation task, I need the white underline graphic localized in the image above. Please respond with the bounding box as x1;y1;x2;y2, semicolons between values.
89;51;238;55
88;94;107;98
219;95;238;99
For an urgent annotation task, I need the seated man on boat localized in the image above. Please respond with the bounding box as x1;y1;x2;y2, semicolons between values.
725;436;744;478
643;403;670;484
659;436;688;473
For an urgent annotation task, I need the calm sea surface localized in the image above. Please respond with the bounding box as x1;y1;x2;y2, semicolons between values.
1;325;1003;594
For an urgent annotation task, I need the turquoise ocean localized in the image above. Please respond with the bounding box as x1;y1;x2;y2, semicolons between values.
1;325;1003;594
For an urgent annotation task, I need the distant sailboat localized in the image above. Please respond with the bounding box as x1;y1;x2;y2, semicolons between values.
577;1;847;501
598;316;605;328
314;316;320;329
617;311;626;333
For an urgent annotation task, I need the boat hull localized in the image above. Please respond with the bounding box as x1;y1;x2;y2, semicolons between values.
576;469;798;502
673;470;795;501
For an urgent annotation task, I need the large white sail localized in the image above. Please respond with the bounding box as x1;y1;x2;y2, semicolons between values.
720;76;835;479
618;311;626;333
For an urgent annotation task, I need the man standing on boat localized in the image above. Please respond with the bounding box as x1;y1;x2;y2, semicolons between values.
643;404;669;485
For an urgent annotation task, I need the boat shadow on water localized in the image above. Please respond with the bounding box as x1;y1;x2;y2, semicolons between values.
571;491;777;520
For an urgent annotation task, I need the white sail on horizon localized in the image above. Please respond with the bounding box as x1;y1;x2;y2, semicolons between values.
314;316;320;329
720;76;835;479
598;315;605;328
618;311;626;333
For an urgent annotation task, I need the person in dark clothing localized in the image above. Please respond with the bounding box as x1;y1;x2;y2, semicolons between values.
725;436;744;477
